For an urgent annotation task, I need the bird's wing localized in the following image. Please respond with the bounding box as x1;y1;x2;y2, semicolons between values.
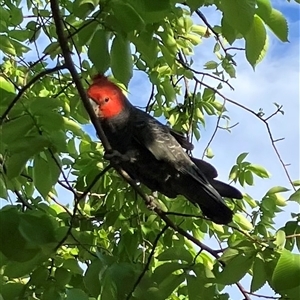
169;129;194;151
132;112;191;163
132;112;218;180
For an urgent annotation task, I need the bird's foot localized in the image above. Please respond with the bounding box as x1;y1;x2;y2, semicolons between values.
146;195;159;210
104;150;130;165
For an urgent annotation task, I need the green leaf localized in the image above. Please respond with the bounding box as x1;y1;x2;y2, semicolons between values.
266;186;290;195
153;262;185;283
0;177;8;199
111;35;133;86
131;31;158;68
233;214;253;231
272;249;300;291
275;230;286;249
1;115;34;145
63;258;84;274
4;253;45;278
9;38;31;56
185;0;205;12
32;154;51;198
5;135;50;179
215;253;254;285
288;189;300;203
88;28;110;73
43;42;60;58
135;0;171;23
205;147;214;159
84;260;103;296
221;0;255;35
30;266;49;286
187;274;204;300
42;287;62;300
245;15;268;67
19;213;56;246
45;151;61;185
229;165;238;181
220;248;239;264
0;208;38;261
73;0;99;19
110;0;145;33
28;97;62;115
222;59;236;78
157;246;194;263
66;288;89;300
157;273;185;299
248;164;270;178
292;179;300;187
250;256;266;292
257;8;289;42
256;0;272;19
0;283;24;300
77;20;98;46
0;34;16;56
204;60;218;70
236;152;248;164
244;170;254;185
8;5;23;26
0;76;15;93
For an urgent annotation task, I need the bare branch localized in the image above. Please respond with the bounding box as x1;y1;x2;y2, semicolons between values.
194;79;296;191
236;282;252;300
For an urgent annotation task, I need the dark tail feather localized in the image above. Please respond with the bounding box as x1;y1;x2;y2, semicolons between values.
179;174;233;224
209;179;243;199
190;157;218;179
199;199;233;225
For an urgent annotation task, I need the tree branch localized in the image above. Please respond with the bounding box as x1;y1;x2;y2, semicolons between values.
126;225;169;300
50;0;112;152
0;64;66;124
236;282;252;300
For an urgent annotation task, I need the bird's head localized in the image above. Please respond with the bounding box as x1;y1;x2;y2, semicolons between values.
87;74;127;119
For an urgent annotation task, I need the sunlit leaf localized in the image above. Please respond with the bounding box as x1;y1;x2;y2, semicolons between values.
88;28;110;74
221;0;255;35
111;35;133;86
272;249;300;291
245;15;268;67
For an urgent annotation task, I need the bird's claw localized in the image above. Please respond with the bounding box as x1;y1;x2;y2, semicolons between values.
146;195;159;210
104;150;130;164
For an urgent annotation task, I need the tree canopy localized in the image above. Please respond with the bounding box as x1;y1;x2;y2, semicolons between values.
0;0;299;299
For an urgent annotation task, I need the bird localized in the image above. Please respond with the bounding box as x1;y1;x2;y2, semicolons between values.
87;74;243;224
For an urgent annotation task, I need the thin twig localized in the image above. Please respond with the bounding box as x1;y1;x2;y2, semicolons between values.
54;165;111;251
264;105;283;122
126;225;169;300
244;291;286;299
202;98;226;159
194;78;296;191
236;282;252;300
0;64;66;124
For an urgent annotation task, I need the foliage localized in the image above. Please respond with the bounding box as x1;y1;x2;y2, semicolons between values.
0;0;299;299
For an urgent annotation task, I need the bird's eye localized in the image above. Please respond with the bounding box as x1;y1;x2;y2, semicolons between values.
104;97;110;102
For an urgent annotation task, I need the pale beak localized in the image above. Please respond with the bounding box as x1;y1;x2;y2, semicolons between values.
89;98;100;115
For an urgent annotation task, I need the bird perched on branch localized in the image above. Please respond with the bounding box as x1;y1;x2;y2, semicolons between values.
87;75;243;224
